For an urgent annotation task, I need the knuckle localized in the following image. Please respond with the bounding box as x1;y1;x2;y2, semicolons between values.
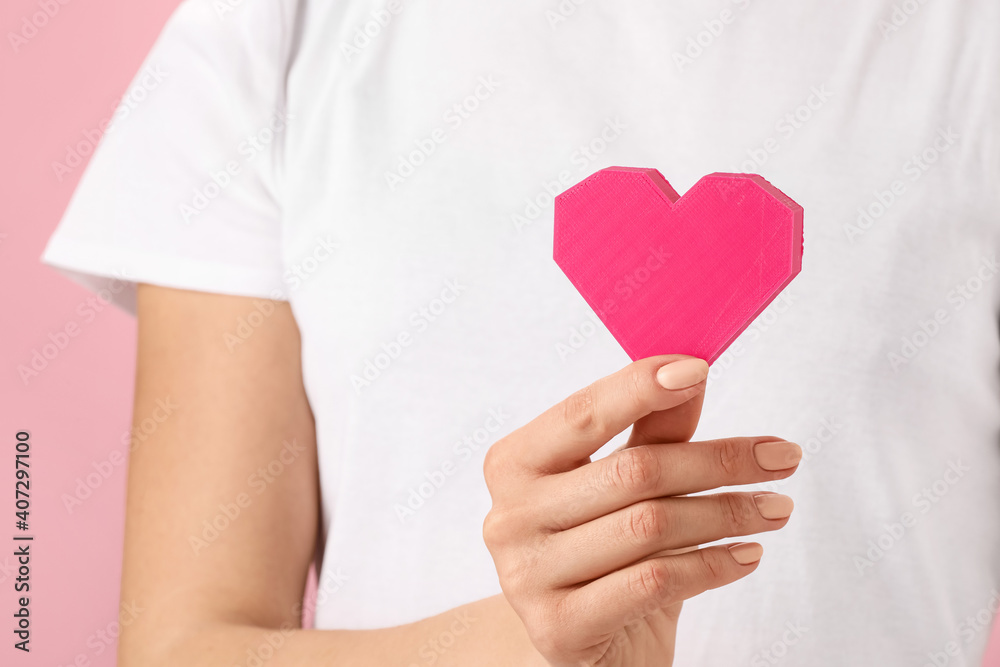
624;367;652;410
485;510;550;587
629;560;675;603
562;386;599;438
482;508;514;549
718;493;757;533
481;511;501;548
621;501;665;546
482;438;519;491
698;548;731;583
713;438;750;477
609;446;661;496
482;442;504;487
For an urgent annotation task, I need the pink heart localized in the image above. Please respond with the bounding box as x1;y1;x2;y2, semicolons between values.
554;167;803;364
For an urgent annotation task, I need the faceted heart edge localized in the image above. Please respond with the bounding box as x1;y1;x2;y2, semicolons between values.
553;167;804;364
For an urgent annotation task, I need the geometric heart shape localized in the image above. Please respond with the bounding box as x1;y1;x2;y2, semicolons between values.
554;167;803;364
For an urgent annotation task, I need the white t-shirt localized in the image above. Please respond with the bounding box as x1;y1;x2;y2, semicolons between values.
42;1;1000;664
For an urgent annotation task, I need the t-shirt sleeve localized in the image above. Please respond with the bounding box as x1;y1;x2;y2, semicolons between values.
41;0;300;314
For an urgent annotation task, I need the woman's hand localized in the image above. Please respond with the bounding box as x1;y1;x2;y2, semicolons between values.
482;355;802;667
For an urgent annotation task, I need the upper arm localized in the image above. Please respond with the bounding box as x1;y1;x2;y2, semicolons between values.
119;284;319;662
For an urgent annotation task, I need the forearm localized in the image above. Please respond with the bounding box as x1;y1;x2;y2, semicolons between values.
123;290;546;666
132;594;546;667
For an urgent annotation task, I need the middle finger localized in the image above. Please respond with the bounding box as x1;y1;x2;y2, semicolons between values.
545;491;794;587
538;436;802;531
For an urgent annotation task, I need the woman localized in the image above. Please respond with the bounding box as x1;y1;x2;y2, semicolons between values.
43;0;1000;664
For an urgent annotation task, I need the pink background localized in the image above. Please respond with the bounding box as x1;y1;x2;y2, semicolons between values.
0;1;997;665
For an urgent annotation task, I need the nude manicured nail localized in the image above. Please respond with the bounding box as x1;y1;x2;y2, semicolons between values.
728;542;764;565
753;493;794;520
753;440;802;471
655;358;709;390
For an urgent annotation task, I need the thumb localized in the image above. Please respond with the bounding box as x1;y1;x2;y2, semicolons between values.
626;356;707;447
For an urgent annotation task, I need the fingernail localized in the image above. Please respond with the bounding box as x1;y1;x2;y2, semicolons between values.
728;542;764;565
753;440;802;471
655;358;709;390
753;493;794;520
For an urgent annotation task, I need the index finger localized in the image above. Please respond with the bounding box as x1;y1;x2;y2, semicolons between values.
503;355;709;475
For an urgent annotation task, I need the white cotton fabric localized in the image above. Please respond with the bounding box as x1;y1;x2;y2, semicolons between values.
42;1;1000;664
